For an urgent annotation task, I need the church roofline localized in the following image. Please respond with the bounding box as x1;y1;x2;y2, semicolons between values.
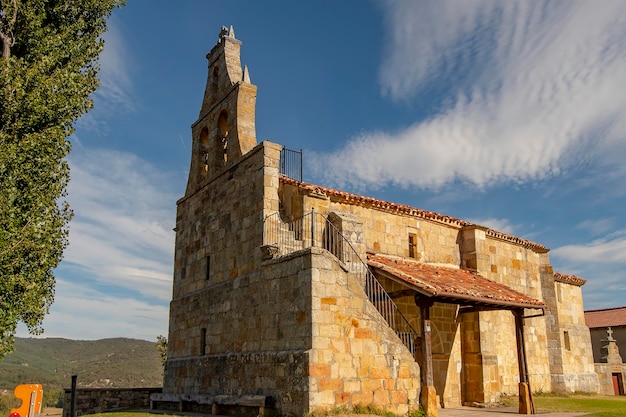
279;176;550;253
554;272;587;287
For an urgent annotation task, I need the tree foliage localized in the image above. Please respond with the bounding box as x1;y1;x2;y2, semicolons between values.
155;335;167;367
0;0;124;359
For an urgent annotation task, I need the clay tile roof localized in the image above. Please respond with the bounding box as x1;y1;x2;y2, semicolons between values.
280;177;549;253
584;307;626;328
366;253;545;309
554;272;587;287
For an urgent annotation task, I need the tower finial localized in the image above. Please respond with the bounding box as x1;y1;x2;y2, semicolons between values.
229;25;235;38
219;26;228;40
243;65;251;83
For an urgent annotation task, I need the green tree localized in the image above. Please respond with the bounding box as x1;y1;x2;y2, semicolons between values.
0;0;124;359
155;335;167;366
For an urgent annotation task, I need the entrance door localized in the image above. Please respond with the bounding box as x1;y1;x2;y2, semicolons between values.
612;374;622;396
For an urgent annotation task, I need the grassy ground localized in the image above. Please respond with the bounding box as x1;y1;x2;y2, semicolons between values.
500;393;626;417
11;395;624;417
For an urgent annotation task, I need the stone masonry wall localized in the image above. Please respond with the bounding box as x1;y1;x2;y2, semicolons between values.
167;141;281;359
308;247;421;414
460;227;552;396
165;243;313;416
555;281;599;392
278;180;598;404
62;388;162;417
595;363;626;396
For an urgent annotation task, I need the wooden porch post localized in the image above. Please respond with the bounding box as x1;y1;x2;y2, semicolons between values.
415;296;437;417
514;309;535;414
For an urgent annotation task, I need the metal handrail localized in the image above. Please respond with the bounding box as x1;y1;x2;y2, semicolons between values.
263;209;418;355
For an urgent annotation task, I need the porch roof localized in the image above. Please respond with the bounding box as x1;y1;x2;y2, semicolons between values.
366;253;545;310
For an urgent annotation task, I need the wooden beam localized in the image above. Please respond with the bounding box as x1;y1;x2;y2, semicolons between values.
514;309;535;414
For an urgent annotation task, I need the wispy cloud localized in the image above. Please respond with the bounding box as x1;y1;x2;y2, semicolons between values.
552;232;626;265
312;1;626;190
17;148;179;340
63;148;178;302
577;218;617;236
75;16;136;136
25;278;169;341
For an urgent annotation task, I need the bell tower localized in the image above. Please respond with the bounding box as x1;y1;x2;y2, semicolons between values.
186;26;257;194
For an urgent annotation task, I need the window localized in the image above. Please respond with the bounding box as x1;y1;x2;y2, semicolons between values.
205;256;211;280
210;66;219;98
564;330;571;351
408;233;417;258
200;328;207;356
217;111;228;163
200;127;209;172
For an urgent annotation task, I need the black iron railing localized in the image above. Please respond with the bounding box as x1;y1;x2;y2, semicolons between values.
279;147;302;182
263;209;418;355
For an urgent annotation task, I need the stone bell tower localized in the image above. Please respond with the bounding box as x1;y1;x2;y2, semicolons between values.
186;25;257;194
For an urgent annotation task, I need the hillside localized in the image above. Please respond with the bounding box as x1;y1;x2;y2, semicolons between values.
0;337;163;391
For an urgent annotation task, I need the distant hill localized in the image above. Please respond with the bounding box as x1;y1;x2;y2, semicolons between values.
0;337;163;391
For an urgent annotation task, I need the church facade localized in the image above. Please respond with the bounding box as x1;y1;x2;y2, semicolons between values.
154;27;599;416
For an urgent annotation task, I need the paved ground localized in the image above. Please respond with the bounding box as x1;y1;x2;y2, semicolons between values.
439;407;587;417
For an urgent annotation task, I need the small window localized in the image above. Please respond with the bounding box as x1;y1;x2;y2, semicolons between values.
564;330;570;351
408;233;417;258
210;66;219;98
181;265;186;280
205;256;211;280
200;127;209;172
200;328;207;356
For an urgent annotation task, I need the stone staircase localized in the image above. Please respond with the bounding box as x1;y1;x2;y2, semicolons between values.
263;211;418;356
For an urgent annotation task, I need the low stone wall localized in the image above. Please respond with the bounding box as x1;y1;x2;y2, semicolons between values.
62;387;162;417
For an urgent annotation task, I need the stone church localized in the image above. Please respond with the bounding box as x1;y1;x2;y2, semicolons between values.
153;27;599;416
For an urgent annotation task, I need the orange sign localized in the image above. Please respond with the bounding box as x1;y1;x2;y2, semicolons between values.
9;384;43;417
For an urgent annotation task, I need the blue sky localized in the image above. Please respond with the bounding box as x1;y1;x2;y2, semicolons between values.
17;0;626;341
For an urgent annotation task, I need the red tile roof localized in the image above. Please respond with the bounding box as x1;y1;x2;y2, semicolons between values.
366;253;545;309
280;177;549;253
584;307;626;328
554;272;587;287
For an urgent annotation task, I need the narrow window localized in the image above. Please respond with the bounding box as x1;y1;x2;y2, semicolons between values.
200;127;209;172
181;265;186;280
210;66;219;98
200;328;207;356
205;256;211;280
564;330;570;351
217;111;228;163
408;233;417;258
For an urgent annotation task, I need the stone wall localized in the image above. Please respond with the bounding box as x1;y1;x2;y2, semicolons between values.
595;363;626;396
554;281;599;392
278;179;599;405
308;247;421;414
62;387;161;417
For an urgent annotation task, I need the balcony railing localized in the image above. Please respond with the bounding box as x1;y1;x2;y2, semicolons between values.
279;147;302;182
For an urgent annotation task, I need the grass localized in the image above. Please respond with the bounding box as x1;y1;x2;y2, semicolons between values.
501;392;626;417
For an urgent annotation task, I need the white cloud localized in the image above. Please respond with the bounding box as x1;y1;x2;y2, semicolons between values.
63;148;178;302
16;148;179;341
552;233;626;265
577;218;616;236
312;1;626;190
95;16;136;111
19;278;169;341
75;15;136;136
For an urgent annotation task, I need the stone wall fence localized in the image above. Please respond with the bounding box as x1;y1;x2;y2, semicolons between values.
62;387;162;417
